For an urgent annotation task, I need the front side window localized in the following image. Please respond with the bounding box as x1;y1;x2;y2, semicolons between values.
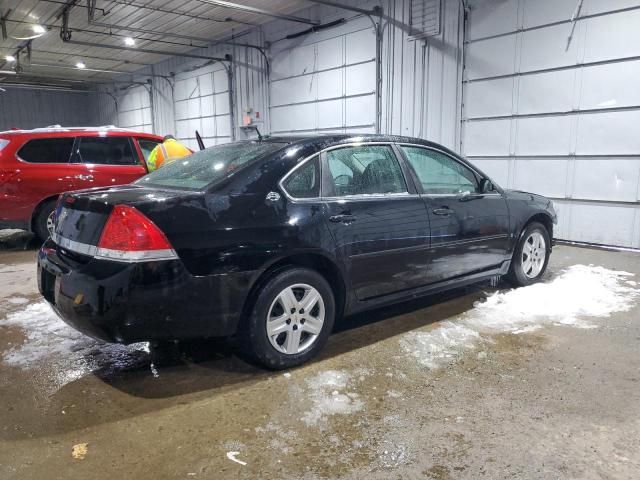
137;141;285;191
18;138;74;163
137;138;161;162
282;156;320;198
401;146;479;195
324;145;407;196
77;137;137;165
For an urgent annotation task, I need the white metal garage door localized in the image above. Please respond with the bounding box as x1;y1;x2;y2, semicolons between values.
269;22;377;135
173;64;233;150
116;85;153;133
462;0;640;248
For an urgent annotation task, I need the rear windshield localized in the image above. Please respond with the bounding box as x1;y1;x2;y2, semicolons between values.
136;142;285;191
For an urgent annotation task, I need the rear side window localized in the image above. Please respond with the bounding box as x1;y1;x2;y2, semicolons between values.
137;142;285;191
76;137;137;165
18;138;74;163
282;157;320;198
138;138;161;162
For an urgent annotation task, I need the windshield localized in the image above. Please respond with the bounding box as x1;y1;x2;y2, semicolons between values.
136;142;285;190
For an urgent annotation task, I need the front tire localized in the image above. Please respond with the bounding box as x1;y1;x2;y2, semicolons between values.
241;268;335;369
505;222;550;287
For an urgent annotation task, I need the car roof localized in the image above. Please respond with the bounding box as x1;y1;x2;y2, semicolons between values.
261;133;460;157
0;125;162;139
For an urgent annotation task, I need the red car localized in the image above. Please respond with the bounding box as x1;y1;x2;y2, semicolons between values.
0;126;163;241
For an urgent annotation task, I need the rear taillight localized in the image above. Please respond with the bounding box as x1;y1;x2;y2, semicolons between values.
96;205;177;262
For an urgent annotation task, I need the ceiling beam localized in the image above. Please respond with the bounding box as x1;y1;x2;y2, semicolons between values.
196;0;319;25
305;1;382;16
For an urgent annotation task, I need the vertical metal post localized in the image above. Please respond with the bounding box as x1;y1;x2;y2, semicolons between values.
146;80;155;134
226;57;237;141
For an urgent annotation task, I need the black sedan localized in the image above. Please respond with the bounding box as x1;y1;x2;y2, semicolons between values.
38;135;556;368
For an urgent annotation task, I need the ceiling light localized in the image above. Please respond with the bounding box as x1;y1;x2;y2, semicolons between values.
76;61;86;69
124;37;135;46
5;55;16;62
32;24;46;34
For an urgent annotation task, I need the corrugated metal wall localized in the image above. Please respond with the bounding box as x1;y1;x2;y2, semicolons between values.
462;0;640;248
110;0;464;152
115;85;153;133
0;87;116;131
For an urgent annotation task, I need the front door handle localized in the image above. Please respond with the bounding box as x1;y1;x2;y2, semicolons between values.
329;214;357;224
432;207;453;216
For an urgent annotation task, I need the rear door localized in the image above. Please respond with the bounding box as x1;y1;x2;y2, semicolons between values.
321;144;431;300
9;137;78;221
72;136;147;189
398;145;510;283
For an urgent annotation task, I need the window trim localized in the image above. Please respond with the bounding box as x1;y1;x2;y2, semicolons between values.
279;142;417;202
15;137;75;165
396;143;503;197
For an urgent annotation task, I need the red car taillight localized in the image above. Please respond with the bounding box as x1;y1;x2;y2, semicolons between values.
96;205;177;262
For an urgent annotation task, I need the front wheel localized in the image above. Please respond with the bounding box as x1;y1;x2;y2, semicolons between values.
241;268;335;369
505;222;551;287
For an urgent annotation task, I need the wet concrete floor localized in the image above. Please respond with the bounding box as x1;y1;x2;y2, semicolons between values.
0;235;639;479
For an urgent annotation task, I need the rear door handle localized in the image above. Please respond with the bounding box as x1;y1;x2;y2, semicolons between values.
432;207;453;216
329;214;357;223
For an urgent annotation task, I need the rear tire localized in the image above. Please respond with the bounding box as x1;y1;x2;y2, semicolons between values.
241;267;335;369
505;222;550;287
33;200;56;243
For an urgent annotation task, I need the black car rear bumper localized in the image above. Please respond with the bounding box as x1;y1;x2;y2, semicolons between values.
37;239;254;343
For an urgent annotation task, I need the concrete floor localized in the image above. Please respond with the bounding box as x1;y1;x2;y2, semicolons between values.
1;232;639;479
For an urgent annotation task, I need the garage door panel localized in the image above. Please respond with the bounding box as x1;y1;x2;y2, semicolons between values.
176;120;190;139
463;119;511;156
214;93;229;115
187;98;200;118
271;76;316;107
468;158;510;187
215;117;230;137
518;70;575;114
141;108;152;125
572;159;640;202
584;0;640;15
317;36;343;70
576;111;640;155
465;78;514;118
345;95;374;126
271;43;316;80
201;117;216;137
318;99;343;129
580;60;640;110
522;0;579;28
465;35;517;80
515;117;572;155
345;62;376;96
345;29;375;64
174;100;188;120
271;104;316;132
583;10;640;63
174;78;198;101
467;0;518;40
317;69;343;100
513;158;569;198
213;70;227;93
520;24;579;72
565;202;637;247
201;96;215;117
199;74;214;96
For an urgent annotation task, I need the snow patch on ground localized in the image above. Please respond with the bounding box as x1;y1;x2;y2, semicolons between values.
1;300;149;389
6;297;29;305
401;264;639;369
301;370;364;426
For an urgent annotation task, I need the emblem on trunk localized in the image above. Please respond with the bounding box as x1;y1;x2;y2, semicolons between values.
266;191;281;201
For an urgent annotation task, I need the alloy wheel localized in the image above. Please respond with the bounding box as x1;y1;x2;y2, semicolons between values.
521;231;546;278
266;283;325;355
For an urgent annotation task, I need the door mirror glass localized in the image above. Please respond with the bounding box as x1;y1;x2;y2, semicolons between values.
480;178;494;193
325;145;407;196
400;146;479;195
282;156;320;199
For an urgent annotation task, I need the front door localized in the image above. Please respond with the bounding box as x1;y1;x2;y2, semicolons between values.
321;144;431;300
398;145;510;283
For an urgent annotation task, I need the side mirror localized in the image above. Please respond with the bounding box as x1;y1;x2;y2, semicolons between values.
480;178;494;193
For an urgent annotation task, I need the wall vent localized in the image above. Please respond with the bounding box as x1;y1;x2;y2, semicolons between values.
409;0;442;40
